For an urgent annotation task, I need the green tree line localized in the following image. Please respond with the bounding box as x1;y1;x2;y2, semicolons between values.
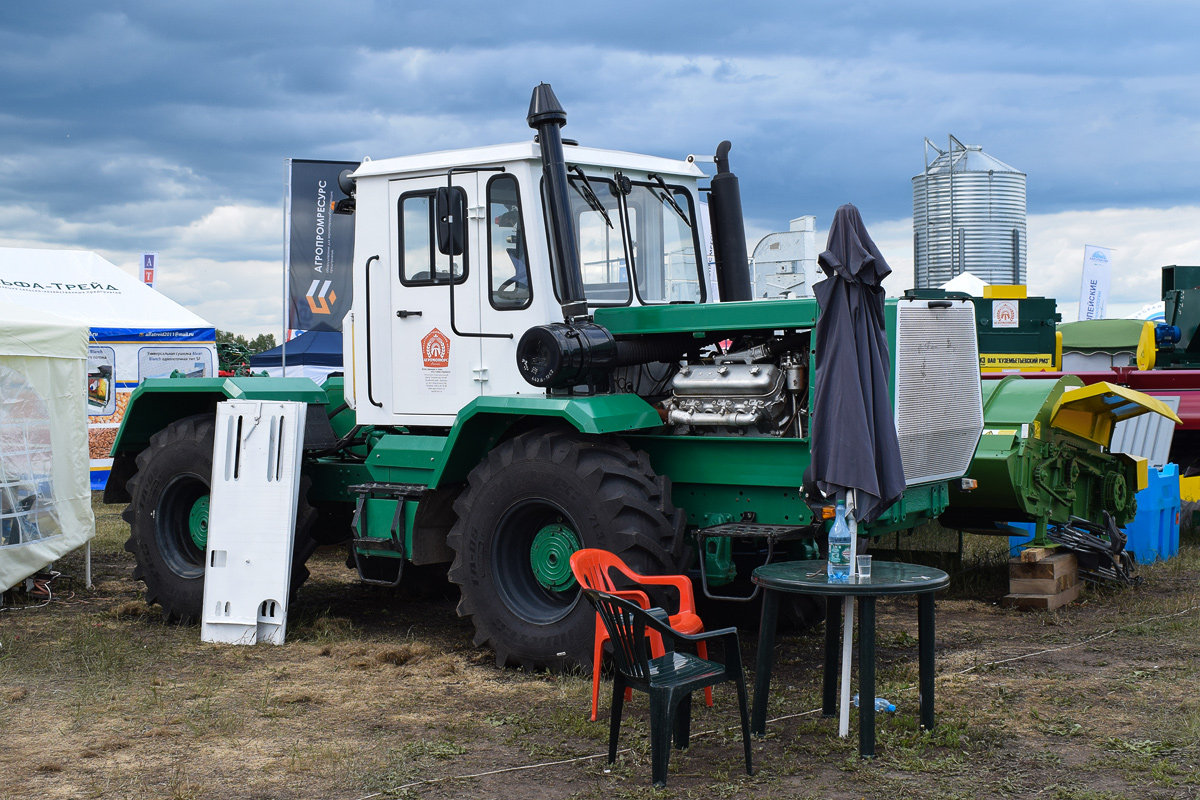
216;330;277;354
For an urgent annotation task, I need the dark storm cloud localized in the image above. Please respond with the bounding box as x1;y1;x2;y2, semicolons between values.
2;1;1199;250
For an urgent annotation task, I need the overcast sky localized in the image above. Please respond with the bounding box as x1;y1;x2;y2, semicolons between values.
2;2;1198;335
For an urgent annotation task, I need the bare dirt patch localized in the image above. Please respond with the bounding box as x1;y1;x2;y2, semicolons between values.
2;496;1198;799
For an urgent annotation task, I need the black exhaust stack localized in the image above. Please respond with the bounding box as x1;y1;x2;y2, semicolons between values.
516;83;704;391
707;141;752;302
528;83;588;321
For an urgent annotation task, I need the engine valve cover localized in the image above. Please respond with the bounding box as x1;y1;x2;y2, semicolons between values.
665;363;788;431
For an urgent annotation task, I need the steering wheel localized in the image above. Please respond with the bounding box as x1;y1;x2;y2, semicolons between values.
496;275;527;294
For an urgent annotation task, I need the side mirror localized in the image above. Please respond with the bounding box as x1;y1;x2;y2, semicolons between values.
435;186;466;257
334;168;356;214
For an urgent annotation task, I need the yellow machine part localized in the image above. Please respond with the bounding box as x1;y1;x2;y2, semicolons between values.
1117;453;1150;492
980;353;1056;371
982;285;1028;299
1050;381;1182;451
1181;475;1200;503
1136;320;1157;371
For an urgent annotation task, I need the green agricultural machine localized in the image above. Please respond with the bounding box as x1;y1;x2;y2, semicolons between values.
958;266;1200;542
974;287;1061;374
940;374;1179;544
106;85;987;668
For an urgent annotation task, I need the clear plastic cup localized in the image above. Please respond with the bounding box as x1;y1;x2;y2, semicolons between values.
856;554;872;578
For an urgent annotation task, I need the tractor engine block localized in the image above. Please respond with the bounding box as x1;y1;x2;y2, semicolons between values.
663;360;796;435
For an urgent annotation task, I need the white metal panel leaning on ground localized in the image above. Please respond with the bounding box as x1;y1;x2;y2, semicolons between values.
201;401;307;645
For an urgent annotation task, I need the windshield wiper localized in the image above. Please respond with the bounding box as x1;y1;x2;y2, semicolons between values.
647;173;691;227
568;165;613;229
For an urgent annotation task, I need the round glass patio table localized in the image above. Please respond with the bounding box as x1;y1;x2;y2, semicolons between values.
750;559;949;758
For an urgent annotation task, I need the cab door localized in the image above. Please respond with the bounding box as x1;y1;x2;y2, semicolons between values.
388;175;483;421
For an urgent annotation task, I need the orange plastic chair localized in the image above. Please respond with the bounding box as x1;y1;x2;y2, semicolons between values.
570;548;712;721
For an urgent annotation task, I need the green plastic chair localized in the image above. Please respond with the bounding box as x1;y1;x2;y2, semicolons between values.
581;587;753;788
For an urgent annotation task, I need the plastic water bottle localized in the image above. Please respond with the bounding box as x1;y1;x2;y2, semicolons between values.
852;694;897;713
827;500;852;583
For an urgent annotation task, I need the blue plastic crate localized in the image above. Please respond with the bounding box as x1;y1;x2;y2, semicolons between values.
1124;464;1180;563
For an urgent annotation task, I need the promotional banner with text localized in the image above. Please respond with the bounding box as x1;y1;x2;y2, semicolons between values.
1078;245;1113;321
285;159;358;332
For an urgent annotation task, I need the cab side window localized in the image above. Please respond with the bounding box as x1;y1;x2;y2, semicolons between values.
487;175;531;309
398;190;466;285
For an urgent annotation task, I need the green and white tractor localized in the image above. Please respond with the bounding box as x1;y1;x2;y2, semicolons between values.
106;84;985;669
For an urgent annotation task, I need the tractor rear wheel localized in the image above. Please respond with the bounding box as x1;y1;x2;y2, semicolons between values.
446;429;685;670
121;413;318;623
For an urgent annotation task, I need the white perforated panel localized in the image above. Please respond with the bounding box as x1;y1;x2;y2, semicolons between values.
201;401;307;645
893;299;984;485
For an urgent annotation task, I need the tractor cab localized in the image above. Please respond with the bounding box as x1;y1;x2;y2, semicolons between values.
343;142;712;427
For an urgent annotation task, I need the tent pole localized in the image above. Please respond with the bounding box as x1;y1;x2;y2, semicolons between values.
85;541;93;589
282;158;291;378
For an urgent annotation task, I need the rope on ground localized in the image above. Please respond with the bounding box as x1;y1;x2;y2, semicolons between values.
350;601;1200;799
351;750;632;799
953;601;1200;675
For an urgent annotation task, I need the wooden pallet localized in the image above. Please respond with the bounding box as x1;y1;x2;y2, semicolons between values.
1001;551;1080;611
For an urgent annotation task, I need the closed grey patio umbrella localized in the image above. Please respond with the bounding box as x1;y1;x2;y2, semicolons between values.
810;203;905;524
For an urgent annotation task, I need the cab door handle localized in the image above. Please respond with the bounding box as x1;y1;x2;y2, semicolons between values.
396;309;423;318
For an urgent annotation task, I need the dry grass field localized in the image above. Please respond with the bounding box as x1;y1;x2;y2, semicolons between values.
2;495;1198;799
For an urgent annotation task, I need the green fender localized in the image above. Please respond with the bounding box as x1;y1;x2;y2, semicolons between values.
104;376;327;502
435;393;663;486
364;393;664;489
355;393;664;563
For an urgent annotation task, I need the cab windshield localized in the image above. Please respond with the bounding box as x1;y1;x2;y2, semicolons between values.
624;180;703;304
569;176;629;305
544;172;705;306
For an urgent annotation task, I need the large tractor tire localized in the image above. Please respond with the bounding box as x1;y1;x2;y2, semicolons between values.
446;429;685;670
121;414;318;623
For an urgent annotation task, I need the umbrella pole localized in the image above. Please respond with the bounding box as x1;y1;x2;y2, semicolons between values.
838;595;855;736
838;512;860;737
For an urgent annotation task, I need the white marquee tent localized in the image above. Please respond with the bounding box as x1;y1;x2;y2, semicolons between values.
0;248;217;489
939;271;990;295
0;299;95;593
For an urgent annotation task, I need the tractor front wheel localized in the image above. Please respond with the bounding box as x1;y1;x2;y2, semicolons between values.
446;429;684;670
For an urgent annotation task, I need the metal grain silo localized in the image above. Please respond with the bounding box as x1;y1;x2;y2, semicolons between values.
913;136;1026;288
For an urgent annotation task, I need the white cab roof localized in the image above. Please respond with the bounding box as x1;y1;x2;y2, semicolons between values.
352;141;706;181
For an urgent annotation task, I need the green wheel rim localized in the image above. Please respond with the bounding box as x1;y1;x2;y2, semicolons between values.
188;495;210;551
529;523;581;592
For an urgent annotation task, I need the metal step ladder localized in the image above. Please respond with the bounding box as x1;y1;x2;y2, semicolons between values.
695;522;813;601
348;482;426;587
